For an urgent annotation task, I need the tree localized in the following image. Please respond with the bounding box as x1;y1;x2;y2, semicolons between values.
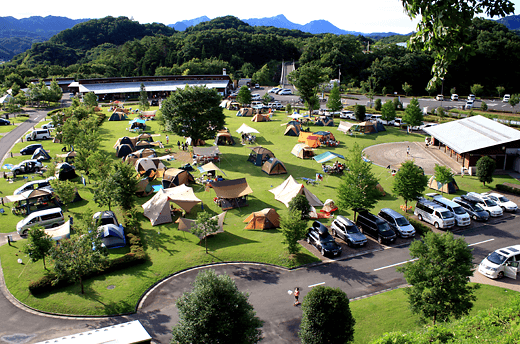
288;62;331;115
139;83;149;111
252;64;272;86
434;164;454;195
326;82;342;115
397;231;478;325
191;211;219;254
289;193;311;220
50;179;77;212
171;269;263;344
261;92;271;106
403;98;423;131
161;85;225;144
51;230;108;294
237;85;252;106
48;79;63;102
402;82;413;96
360;76;376;103
280;208;308;255
111;161;139;212
476;156;496;186
470;84;484;97
83;92;98;108
354;104;366;122
299;286;355;344
392;161;428;211
497;86;505;98
337;142;381;220
93;178;117;211
374;98;382;111
509;94;520;113
381;100;396;123
23;226;54;270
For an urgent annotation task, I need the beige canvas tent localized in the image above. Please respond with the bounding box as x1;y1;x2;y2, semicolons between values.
243;208;280;230
338;121;355;134
162;168;195;188
177;212;227;239
142;185;202;226
251;113;271;122
212;178;253;210
197;161;227;176
291;143;315;159
261;158;287;175
238;108;254;117
269;175;324;207
134;158;166;179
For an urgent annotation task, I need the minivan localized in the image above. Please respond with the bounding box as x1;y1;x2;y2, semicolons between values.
452;197;490;221
478;245;520;279
414;198;455;229
25;129;51;141
16;208;64;236
14;176;56;195
427;194;471;227
378;208;416;238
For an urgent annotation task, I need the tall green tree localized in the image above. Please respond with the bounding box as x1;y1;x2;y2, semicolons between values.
402;82;413;96
237;85;252;106
509;94;520;113
191;211;219;254
392;161;428;211
280;208;308;255
326;82;342;115
83;92;98;108
354;104;366;122
476;156;496;186
299;286;355;344
23;226;54;270
111;161;139;212
50;179;77;212
381;100;396;123
288;193;311;220
434;164;454;195
161;85;225;143
397;231;478;325
139;83;150;111
337;142;380;220
496;86;505;98
288;62;331;115
403;98;423;131
470;84;484;97
252;64;272;86
171;269;263;343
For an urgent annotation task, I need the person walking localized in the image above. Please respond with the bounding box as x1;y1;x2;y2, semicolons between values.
294;287;300;306
177;141;181;149
166;135;169;144
406;145;410;157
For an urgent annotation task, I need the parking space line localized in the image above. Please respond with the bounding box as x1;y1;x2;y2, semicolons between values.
308;282;325;288
468;238;494;246
374;258;417;272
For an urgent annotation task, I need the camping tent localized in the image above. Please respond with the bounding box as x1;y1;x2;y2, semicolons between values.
108;112;128;121
142;185;202;226
193;146;220;164
141;110;156;119
177;212;227;239
98;224;126;249
212;178;253;210
337;121;355;134
315;116;334;127
251;114;271;122
162;168;195;188
129;118;146;130
214;132;235;145
55;162;76;181
352;121;386;134
291;143;315;159
236;108;254;117
136;133;154;142
261;158;287;175
313;151;345;164
115;136;135;149
284;124;301;136
134;158;166;179
298;132;313;143
116;144;134;158
305;135;320;148
136;177;153;197
32;148;51;161
247;146;275;166
322;199;338;213
131;148;157;159
243;208;280;230
236;124;260;134
428;175;459;194
269;175;324;207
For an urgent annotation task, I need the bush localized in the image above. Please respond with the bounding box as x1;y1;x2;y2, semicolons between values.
496;183;520;195
393;97;403;111
354;104;366;121
374;98;382;111
407;217;431;237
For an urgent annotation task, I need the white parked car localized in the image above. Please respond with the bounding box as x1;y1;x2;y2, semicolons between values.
468;94;476;101
268;87;281;94
41;123;55;130
465;100;474;110
503;94;511;102
278;89;293;95
436;95;444;101
478;245;520;279
451;94;459;101
482;192;517;212
465;192;503;217
340;111;355;119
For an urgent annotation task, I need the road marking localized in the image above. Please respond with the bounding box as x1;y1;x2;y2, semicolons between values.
308;282;325;288
374;258;418;271
468;238;494;246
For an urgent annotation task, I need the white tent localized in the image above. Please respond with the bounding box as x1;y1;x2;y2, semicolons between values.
269;175;324;207
338;121;355;134
177;212;227;239
142;185;202;226
236;123;260;134
288;113;304;119
44;220;71;241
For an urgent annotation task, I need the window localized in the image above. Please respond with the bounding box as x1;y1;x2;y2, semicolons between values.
40;212;62;221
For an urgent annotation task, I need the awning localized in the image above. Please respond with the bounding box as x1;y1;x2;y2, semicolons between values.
212;178;253;199
236;123;260;134
314;151;345;164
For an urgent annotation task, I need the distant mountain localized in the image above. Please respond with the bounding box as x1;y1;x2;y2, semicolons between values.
497;14;520;30
0;15;89;39
170;16;210;31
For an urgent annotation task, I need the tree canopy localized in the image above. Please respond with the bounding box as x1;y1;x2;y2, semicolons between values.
288;62;331;114
393;161;428;210
476;156;496;186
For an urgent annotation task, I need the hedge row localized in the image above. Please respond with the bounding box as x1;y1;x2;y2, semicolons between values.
407;217;432;237
496;183;520;196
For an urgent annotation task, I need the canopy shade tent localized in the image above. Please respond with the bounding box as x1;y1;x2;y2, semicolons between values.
4;188;54;203
313;151;345;164
177;212;227;239
243;208;280;230
337;121;355;134
236;123;260;134
269;175;323;208
197;161;227;176
288;113;304;119
142;185;202;226
212;178;253;210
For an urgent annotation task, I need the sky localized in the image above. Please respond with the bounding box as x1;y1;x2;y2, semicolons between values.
4;0;520;35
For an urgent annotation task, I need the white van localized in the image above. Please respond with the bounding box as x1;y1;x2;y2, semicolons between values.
414;198;456;229
25;129;51;141
427;194;471;226
16;208;64;236
478;245;520;279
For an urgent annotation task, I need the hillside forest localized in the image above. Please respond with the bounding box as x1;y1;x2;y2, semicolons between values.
1;15;520;97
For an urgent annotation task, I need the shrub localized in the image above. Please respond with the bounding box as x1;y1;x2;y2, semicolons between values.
374;98;382;111
496;183;520;195
407;217;431;237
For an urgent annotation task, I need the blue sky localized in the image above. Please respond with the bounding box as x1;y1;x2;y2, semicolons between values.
5;0;520;34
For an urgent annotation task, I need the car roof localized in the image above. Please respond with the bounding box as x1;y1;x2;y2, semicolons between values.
496;245;520;256
380;208;403;218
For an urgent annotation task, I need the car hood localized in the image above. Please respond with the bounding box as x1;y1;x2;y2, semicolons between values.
349;232;367;241
398;224;415;233
321;241;341;251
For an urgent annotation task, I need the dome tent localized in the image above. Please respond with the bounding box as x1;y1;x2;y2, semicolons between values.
243;208;280;230
247;146;275;166
261;158;288;175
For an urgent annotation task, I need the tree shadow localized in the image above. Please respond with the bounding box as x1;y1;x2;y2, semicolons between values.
230;264;282;284
308;255;381;286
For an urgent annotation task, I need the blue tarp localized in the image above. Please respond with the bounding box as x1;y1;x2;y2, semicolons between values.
313;151;345;164
129;118;146;125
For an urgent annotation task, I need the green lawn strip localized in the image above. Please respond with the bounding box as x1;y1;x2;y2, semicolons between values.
0;106;519;315
351;284;519;344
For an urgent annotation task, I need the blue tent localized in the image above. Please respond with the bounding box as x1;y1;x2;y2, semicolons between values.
98;224;126;249
313;151;345;164
32;147;51;161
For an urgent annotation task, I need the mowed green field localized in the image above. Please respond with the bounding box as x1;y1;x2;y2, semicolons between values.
0;104;519;316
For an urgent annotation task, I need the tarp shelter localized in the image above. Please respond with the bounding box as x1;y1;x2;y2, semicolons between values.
129;118;146;130
32;148;51;161
135;140;160;150
284;124;301;136
291;143;315;159
236;108;254;117
314;151;345;164
315;116;334;127
98;224;126;249
214;132;235;145
4;188;55;203
243;208;280;230
236;124;260;134
142;185;202;225
212;178;253;210
55;162;76;181
162;168;195;188
428;175;459;194
352;121;386;134
338;121;355;134
247;146;275;166
177;212;227;239
131;148;157;159
269;175;324;207
197;161;226;176
261;158;288;175
134;158;166;179
108;111;128;121
251;114;271;122
44;219;71;241
116;144;134;158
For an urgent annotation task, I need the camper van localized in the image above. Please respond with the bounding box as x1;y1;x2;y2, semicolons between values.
414;198;455;229
426;194;471;227
16;208;64;236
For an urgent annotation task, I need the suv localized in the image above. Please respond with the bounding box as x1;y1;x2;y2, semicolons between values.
465;192;503;217
330;215;367;247
414;198;455;229
14;176;55;195
452;197;490;221
268;87;281;94
0;118;10;125
378;208;416;238
20;144;43;156
306;221;342;257
11;159;43;176
503;94;511;103
478;245;520;279
482;192;517;212
25;129;51;141
426;194;471;227
356;209;397;244
451;94;459;101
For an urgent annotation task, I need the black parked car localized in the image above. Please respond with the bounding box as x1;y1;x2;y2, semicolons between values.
0;118;10;125
20;144;43;155
307;221;342;257
355;209;397;244
453;197;490;221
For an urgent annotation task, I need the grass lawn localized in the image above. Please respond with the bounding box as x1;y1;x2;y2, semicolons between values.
0;114;31;133
0;105;519;316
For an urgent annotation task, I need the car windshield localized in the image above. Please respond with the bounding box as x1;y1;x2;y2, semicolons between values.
487;251;508;265
346;225;360;234
484;199;497;207
377;222;392;232
395;217;409;226
453;206;466;215
440;211;454;219
474;204;485;211
321;234;335;244
499;196;510;203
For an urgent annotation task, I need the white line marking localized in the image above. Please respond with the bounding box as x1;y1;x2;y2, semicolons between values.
468;238;494;247
308;282;325;288
374;258;418;271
